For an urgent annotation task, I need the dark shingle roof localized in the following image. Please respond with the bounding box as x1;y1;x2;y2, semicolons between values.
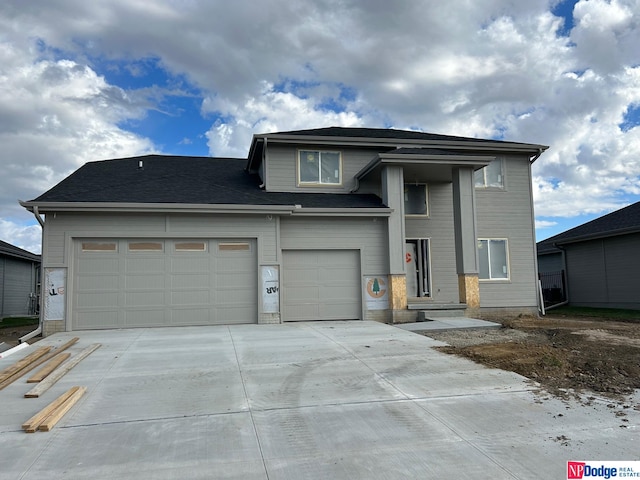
0;240;40;261
537;201;640;253
272;126;501;143
30;155;385;209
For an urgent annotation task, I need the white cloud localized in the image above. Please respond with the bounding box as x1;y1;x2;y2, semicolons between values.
203;82;363;157
0;219;42;255
0;0;639;244
0;28;155;241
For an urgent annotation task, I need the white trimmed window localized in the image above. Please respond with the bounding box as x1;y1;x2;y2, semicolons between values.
404;184;428;216
474;158;504;188
298;150;342;185
478;239;509;280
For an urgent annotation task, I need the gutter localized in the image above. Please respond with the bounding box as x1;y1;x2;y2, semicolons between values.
529;148;545;164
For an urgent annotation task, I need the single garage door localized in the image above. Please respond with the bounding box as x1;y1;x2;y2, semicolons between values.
73;238;257;329
282;249;361;321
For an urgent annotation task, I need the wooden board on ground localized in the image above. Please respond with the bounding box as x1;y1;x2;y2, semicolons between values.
26;353;71;383
22;386;80;433
0;337;78;391
39;386;87;431
0;347;52;384
24;344;101;398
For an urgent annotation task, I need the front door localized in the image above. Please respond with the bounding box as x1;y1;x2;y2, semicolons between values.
406;239;431;298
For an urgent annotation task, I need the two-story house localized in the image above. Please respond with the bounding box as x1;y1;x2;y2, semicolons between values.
21;127;547;336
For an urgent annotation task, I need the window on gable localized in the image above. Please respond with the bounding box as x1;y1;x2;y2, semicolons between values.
474;158;504;188
477;239;509;280
404;184;428;216
298;150;341;185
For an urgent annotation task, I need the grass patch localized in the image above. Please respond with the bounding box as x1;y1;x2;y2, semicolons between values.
551;306;640;322
0;317;39;329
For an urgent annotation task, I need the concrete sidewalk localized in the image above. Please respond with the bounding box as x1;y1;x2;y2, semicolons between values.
0;321;637;479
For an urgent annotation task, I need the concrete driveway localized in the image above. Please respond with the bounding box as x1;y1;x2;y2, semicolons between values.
1;321;638;479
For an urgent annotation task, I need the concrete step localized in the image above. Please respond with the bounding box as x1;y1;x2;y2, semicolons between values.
418;310;468;321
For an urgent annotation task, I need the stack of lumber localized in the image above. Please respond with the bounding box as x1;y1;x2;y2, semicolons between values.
0;337;78;390
22;386;87;433
0;338;101;432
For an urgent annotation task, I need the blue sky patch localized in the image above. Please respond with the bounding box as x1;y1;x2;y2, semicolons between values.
620;104;640;132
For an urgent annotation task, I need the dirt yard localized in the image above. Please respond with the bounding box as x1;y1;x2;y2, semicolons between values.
424;314;640;402
0;323;40;348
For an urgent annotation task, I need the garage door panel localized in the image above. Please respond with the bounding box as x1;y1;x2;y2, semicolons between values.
170;290;210;305
170;257;210;273
76;311;119;328
77;292;119;308
78;257;119;274
170;273;210;289
125;257;165;273
283;250;360;321
170;308;210;325
125;291;165;306
77;274;119;291
125;274;165;289
74;238;257;329
124;309;165;327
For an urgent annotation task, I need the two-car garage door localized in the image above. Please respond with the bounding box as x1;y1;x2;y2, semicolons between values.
73;238;257;330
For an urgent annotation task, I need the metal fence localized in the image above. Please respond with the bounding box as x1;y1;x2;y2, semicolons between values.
539;270;566;306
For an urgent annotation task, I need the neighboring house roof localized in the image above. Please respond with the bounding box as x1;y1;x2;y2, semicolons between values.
537;201;640;254
26;155;385;209
0;239;40;262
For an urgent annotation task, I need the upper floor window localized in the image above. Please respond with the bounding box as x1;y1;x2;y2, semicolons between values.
478;238;509;280
474;158;504;188
298;150;342;185
404;184;428;216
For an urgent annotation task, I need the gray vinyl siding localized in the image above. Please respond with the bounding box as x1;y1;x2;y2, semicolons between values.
566;233;640;310
266;144;383;193
43;212;279;266
279;217;388;274
405;183;459;303
0;256;39;317
537;252;563;273
475;155;538;308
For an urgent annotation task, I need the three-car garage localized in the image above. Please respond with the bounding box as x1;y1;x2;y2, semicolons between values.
71;238;364;330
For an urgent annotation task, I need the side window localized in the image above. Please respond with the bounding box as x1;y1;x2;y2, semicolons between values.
474;158;504;188
404;184;428;215
478;239;509;280
298;150;342;185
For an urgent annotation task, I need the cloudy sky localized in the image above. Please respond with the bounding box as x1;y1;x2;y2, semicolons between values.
1;0;639;254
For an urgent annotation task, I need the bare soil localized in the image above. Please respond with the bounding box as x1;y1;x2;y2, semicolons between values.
424;315;640;401
0;324;40;348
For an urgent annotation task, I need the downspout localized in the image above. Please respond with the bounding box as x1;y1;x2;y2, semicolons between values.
20;206;44;343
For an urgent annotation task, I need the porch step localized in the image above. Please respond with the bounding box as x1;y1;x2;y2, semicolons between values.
407;303;469;322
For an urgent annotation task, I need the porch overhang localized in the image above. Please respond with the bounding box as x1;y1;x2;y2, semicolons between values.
354;150;494;185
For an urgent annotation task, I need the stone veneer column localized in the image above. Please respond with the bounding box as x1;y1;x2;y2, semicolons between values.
452;167;480;309
458;274;480;309
381;165;409;322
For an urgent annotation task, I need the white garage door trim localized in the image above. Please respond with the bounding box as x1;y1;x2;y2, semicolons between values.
72;238;257;330
282;249;361;321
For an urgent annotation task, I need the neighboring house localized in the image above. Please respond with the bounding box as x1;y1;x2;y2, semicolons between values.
0;240;40;318
537;201;640;310
21;127;548;336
